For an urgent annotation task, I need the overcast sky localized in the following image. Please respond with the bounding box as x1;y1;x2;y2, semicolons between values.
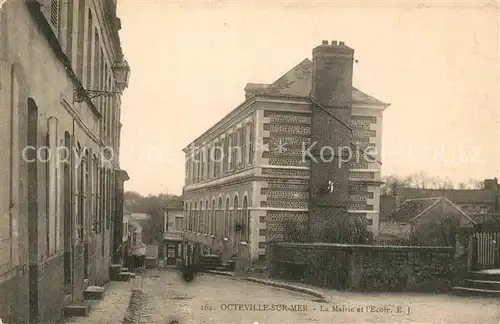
117;1;499;196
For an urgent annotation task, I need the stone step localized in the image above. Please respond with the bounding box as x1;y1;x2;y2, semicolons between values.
63;303;91;317
466;279;500;291
452;286;500;297
83;286;105;300
109;264;122;280
116;271;134;282
203;254;219;258
467;271;500;281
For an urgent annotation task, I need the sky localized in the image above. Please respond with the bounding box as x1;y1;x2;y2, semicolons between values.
116;0;499;196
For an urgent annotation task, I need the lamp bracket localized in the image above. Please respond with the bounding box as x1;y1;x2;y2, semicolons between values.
73;87;121;103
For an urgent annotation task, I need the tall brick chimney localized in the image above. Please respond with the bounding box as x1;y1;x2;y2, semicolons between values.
308;40;354;241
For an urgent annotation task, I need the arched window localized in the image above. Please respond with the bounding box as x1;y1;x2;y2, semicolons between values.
243;196;249;243
224;198;230;238
194;201;198;232
205;200;209;234
217;198;223;237
232;195;239;242
184;202;188;231
211;198;216;235
188;202;192;231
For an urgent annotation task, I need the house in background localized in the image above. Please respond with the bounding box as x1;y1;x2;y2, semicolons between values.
161;206;184;266
380;178;500;226
378;197;476;245
127;219;146;270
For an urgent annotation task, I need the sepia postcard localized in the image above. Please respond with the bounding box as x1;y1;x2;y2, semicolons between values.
0;0;499;323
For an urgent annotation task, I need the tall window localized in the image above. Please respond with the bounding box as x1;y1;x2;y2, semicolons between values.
207;145;212;180
75;0;85;79
232;196;239;242
217;198;223;237
193;202;197;232
86;10;93;88
106;170;112;230
214;141;220;177
224;198;230;238
224;137;229;174
200;204;204;233
91;155;97;232
243;197;249;243
47;117;59;255
101;169;106;230
238;126;246;168
210;199;215;235
248;121;254;165
106;74;112;139
109;76;114;142
65;0;74;59
205;201;209;234
188;202;192;231
228;133;233;171
78;154;87;241
83;152;89;238
95;165;101;233
74;144;81;241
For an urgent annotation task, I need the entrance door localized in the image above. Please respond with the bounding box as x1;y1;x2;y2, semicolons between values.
166;244;177;265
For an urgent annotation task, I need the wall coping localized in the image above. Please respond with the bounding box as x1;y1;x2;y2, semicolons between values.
272;242;455;252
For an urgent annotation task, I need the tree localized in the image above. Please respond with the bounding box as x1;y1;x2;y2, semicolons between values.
381;172;485;194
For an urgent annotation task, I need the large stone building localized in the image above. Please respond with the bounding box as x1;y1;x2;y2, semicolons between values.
0;0;129;322
181;41;389;262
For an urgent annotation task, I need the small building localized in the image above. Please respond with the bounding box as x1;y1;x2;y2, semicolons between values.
379;197;476;246
161;206;184;266
380;178;500;225
127;220;147;270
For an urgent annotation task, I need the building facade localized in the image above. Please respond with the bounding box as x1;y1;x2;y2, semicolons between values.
0;0;129;322
161;207;183;266
181;41;389;262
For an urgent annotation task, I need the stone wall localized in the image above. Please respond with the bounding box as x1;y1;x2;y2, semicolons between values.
269;242;457;292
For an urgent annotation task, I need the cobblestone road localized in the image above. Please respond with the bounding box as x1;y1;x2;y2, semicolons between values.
136;270;500;324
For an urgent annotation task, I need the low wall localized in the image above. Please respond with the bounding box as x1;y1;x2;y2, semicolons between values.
269;242;457;292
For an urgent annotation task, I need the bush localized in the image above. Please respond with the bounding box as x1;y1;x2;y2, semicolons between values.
319;215;374;244
283;215;374;244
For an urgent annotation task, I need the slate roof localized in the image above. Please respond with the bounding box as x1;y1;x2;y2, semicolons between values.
248;59;389;106
389;197;475;224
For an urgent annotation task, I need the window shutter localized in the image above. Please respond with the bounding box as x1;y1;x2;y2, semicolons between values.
50;0;60;29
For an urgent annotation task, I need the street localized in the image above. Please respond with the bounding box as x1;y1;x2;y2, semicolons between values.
64;269;500;323
134;270;499;324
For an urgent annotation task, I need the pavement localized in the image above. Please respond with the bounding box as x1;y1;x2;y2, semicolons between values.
64;269;500;323
64;280;133;324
